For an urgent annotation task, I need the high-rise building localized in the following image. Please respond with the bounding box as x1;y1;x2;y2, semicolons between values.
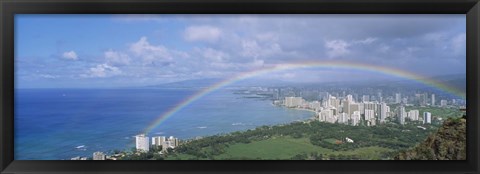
407;110;419;121
156;136;180;151
380;102;388;123
93;151;106;160
351;111;361;126
395;93;402;104
319;109;336;123
431;94;436;106
365;109;375;121
331;97;340;110
168;136;179;147
346;95;353;103
342;100;350;115
365;109;376;126
338;113;348;125
416;93;428;106
135;134;150;152
349;103;359;116
152;136;166;147
285;97;294;107
308;101;322;111
440;100;448;107
423;112;432;124
397;106;406;125
421;93;428;106
284;97;304;108
364;102;376;113
358;103;365;115
331;107;338;116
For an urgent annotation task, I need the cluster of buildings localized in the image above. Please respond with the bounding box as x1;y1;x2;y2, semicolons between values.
71;151;121;161
71;134;180;160
135;134;179;152
283;93;435;126
70;156;88;160
93;151;106;160
270;86;465;108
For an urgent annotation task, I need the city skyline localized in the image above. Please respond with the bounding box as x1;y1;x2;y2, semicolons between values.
16;14;466;88
76;88;465;160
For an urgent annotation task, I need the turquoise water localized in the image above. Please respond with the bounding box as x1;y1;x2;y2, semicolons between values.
15;88;314;160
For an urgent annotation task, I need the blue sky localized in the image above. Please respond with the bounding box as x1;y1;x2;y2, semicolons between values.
15;14;466;88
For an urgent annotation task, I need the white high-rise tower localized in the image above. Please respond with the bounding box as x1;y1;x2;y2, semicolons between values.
135;134;150;152
423;112;432;124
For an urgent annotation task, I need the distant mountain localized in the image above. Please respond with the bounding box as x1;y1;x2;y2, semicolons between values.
146;78;223;88
144;73;466;91
146;78;298;88
429;73;466;80
424;73;466;91
363;73;466;93
395;117;466;160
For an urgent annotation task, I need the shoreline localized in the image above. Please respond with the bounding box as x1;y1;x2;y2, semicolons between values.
287;107;318;122
272;101;318;119
68;98;318;160
287;107;318;114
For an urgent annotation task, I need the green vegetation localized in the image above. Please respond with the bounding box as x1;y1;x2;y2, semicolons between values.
116;107;463;160
395;117;466;160
164;121;440;160
406;106;463;120
118;146;165;160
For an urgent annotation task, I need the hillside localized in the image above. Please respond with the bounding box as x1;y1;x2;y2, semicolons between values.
162;121;440;160
115;107;463;160
395;117;466;160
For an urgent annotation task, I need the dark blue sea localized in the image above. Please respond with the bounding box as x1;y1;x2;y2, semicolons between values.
14;88;314;160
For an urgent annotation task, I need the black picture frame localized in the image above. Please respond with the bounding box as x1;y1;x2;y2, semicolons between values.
1;0;479;173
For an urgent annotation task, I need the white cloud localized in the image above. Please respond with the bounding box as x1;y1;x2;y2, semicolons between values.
129;37;175;64
104;50;131;66
62;51;78;60
241;39;284;60
241;40;262;59
82;64;121;78
191;70;225;78
184;25;222;42
196;47;229;62
325;40;350;58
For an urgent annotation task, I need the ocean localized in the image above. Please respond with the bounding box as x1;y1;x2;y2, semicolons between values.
14;88;314;160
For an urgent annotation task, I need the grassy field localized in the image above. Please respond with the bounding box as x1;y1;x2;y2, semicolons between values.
167;136;393;160
324;138;341;144
216;137;331;159
406;106;462;119
160;107;460;160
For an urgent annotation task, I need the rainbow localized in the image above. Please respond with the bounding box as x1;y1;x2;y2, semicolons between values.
143;60;465;134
